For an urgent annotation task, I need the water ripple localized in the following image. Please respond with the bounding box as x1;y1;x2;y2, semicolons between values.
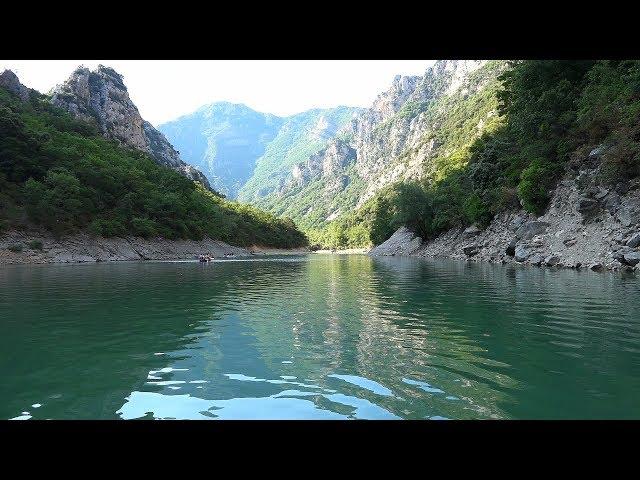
1;255;639;419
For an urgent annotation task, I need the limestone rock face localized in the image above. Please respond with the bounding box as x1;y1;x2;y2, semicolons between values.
51;65;211;189
368;147;640;275
269;60;503;227
290;140;356;188
368;226;424;256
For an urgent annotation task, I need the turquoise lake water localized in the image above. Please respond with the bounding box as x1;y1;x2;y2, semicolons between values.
1;255;639;419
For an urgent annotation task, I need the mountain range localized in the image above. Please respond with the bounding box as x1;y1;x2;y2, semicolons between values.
159;60;504;230
3;59;638;272
159;104;360;199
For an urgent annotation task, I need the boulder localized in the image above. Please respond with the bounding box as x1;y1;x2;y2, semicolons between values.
615;181;630;195
612;233;625;244
613;251;626;263
609;260;623;270
584;186;600;197
514;245;531;263
563;238;577;247
462;244;479;256
577;197;599;216
623;252;640;267
603;192;621;213
463;225;481;237
594;187;609;200
515;221;550;241
625;233;640;248
615;246;635;262
617;201;640;227
509;215;526;231
531;235;544;247
545;255;561;266
529;254;543;266
368;227;424;257
575;171;592;189
589;263;604;272
589;145;606;160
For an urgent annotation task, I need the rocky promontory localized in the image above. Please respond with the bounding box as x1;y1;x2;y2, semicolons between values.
50;65;212;189
370;148;640;274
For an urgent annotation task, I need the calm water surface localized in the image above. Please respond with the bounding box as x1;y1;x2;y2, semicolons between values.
1;255;639;420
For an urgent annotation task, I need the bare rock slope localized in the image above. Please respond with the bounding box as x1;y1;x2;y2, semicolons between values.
0;229;251;264
371;149;640;274
51;65;212;189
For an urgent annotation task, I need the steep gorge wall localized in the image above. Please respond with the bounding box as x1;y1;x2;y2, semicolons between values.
260;60;504;228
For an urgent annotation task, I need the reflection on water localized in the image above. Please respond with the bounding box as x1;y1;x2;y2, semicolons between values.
1;255;639;419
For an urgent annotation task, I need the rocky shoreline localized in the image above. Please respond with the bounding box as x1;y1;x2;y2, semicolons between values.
0;228;307;265
370;150;640;275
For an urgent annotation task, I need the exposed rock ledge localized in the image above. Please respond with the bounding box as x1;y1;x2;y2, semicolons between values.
370;154;640;274
0;229;255;265
368;227;424;256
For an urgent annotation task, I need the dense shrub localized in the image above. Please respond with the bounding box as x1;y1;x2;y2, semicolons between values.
27;240;43;250
517;159;561;214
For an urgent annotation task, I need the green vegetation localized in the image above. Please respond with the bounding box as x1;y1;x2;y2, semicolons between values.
313;60;640;249
7;244;23;253
263;61;506;236
27;239;43;250
238;107;358;203
0;87;307;248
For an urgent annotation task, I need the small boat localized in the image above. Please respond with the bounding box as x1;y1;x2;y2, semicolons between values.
198;254;214;263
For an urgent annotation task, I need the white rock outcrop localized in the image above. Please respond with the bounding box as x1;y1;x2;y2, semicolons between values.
51;65;212;189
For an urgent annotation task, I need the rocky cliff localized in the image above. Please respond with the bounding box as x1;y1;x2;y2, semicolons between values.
51;65;212;189
0;70;31;102
370;148;640;274
257;60;503;228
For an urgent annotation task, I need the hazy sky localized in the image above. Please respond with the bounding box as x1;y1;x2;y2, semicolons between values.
0;60;434;126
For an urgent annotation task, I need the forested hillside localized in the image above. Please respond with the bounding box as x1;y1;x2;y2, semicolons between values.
0;80;307;248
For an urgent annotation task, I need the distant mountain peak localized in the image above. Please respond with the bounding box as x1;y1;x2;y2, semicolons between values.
160;104;360;199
